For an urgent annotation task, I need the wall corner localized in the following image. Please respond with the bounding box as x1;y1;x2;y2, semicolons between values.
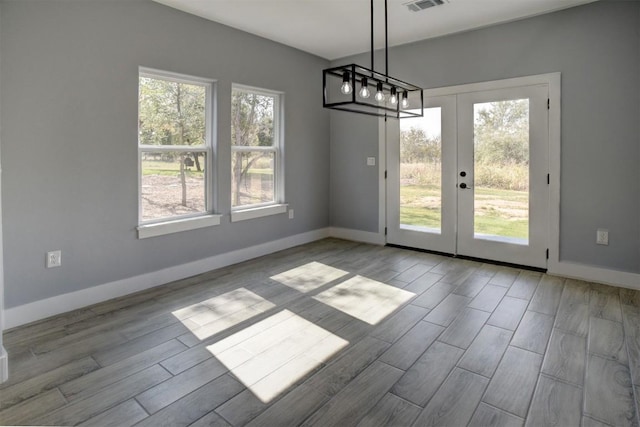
0;346;7;383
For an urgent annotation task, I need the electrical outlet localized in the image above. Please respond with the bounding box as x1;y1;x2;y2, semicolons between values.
366;157;376;166
47;250;62;268
596;229;609;245
289;209;294;219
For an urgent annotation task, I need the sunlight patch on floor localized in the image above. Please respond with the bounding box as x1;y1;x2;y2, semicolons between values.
172;288;275;340
207;310;349;403
270;261;349;293
313;276;415;325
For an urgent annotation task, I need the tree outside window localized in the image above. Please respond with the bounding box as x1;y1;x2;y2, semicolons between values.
138;70;212;223
231;86;282;209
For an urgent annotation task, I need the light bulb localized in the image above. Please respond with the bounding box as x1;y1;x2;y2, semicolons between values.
340;71;352;95
375;82;385;102
359;77;370;98
401;91;409;108
389;88;398;105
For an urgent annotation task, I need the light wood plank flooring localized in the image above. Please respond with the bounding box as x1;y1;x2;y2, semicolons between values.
2;238;640;426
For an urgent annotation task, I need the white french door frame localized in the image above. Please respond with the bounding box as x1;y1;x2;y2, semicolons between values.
0;143;6;383
457;84;549;267
385;95;457;254
380;73;561;269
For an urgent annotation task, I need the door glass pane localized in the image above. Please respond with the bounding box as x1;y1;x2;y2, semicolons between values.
473;99;529;244
399;108;442;233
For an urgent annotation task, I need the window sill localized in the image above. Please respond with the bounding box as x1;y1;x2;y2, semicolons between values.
231;204;288;223
137;214;222;239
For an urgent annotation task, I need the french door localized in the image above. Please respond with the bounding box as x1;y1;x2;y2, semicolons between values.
387;82;549;269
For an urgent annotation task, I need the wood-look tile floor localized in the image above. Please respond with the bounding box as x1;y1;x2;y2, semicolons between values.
2;238;640;426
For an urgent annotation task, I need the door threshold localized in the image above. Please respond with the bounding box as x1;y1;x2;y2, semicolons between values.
385;243;547;273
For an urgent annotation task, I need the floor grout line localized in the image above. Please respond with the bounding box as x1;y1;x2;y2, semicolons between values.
3;239;639;427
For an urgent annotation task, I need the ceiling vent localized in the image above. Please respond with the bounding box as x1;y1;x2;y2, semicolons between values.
404;0;447;12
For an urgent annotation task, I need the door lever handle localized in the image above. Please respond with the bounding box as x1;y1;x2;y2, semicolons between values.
459;183;472;189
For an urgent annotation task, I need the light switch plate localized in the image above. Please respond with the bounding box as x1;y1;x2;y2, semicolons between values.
596;229;609;245
366;157;376;166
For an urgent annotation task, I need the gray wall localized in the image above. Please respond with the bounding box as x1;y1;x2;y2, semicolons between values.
0;2;5;339
329;111;379;231
0;0;330;308
330;0;640;273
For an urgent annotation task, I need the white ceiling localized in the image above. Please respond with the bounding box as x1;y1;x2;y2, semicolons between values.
153;0;597;60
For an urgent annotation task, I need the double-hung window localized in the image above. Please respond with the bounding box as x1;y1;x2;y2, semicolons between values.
137;68;218;238
231;85;285;221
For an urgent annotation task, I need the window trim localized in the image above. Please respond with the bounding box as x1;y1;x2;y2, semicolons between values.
230;203;288;223
137;67;218;236
230;84;285;217
138;214;223;239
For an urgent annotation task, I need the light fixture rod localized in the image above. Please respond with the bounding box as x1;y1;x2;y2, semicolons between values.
370;0;390;80
385;0;389;81
321;0;424;118
370;0;374;74
369;0;390;80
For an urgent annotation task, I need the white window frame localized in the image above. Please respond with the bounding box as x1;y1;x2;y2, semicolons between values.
137;67;221;238
230;84;286;222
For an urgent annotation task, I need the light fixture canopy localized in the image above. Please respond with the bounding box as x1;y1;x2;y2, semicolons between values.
322;0;423;118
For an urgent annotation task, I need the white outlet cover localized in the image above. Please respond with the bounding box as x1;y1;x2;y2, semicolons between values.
47;250;62;268
366;157;376;166
596;229;609;245
288;209;294;219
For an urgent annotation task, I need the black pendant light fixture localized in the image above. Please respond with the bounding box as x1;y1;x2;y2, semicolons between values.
322;0;423;118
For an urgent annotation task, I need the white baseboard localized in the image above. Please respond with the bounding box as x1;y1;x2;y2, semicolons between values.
329;227;385;245
6;227;637;329
0;346;7;383
5;228;330;329
549;260;640;290
326;228;640;290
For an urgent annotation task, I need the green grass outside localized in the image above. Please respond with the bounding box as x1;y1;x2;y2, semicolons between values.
246;168;273;175
141;160;273;177
141;160;203;177
141;161;526;239
400;185;529;239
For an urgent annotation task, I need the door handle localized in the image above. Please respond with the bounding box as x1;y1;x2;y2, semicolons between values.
459;183;472;189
